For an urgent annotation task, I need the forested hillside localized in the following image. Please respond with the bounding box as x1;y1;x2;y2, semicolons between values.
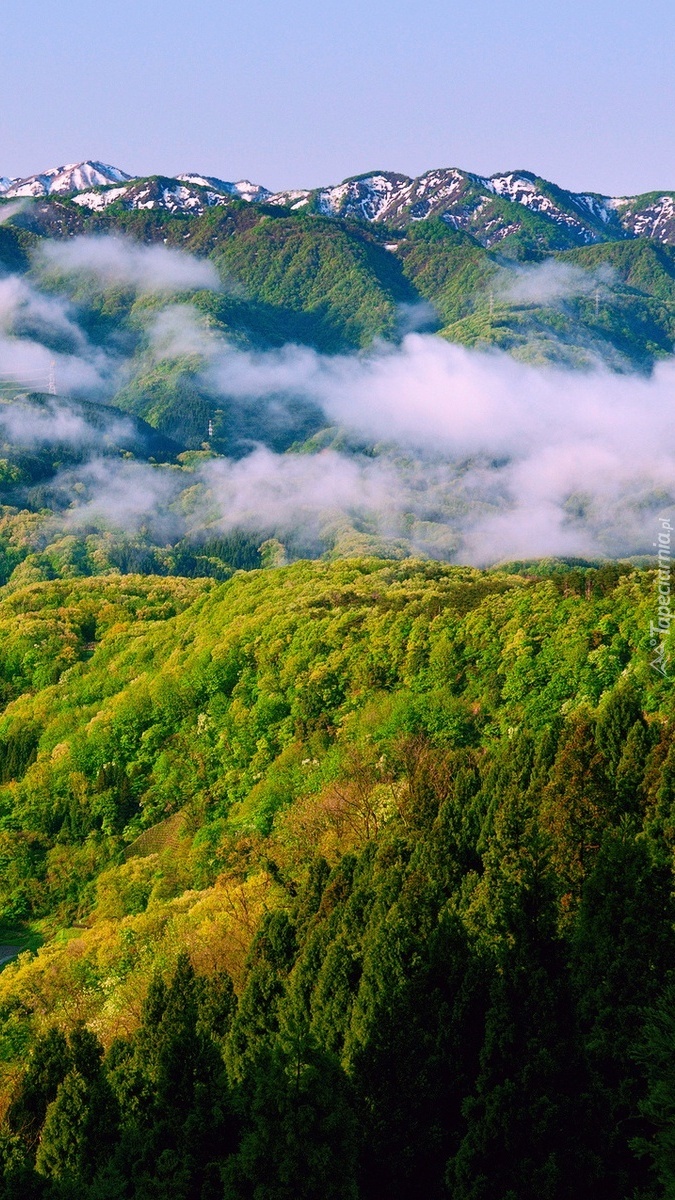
0;557;672;1198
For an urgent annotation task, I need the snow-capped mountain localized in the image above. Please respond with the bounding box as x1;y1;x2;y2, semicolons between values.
2;159;675;248
263;168;631;246
264;167;675;247
72;177;227;215
71;174;271;215
177;174;270;203
3;161;132;199
607;193;675;244
70;175;270;217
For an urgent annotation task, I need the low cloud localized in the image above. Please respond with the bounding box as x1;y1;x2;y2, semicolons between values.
200;447;399;539
198;327;675;463
0;332;110;398
1;232;674;567
195;331;675;560
39;236;221;294
0;273;123;397
60;458;180;534
0;398;132;449
0;200;29;227
148;304;218;359
396;300;439;334
494;259;616;306
0;275;87;351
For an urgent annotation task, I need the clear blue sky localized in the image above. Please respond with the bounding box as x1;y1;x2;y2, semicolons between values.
2;0;674;195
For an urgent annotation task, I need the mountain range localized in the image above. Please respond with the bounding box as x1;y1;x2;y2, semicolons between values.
1;155;675;464
2;159;675;249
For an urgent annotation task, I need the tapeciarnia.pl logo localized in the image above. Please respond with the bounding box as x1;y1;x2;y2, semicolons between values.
650;516;672;677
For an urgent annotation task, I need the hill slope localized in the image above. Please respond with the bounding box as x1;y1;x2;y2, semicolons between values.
0;559;672;1195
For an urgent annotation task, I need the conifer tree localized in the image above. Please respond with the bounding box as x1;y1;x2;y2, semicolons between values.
571;829;675;1198
596;679;644;776
636;979;675;1198
7;1028;71;1153
34;1028;118;1186
109;954;235;1200
448;793;589;1199
447;887;588;1199
226;1028;359;1200
226;912;297;1081
540;712;615;907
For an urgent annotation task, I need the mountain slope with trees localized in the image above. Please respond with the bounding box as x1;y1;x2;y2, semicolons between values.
0;558;671;1197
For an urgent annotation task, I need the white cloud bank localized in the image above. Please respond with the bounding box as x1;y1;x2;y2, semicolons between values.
1;234;673;565
39;236;221;294
180;322;675;561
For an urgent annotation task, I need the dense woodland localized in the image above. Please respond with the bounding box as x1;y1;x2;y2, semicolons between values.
0;557;670;1197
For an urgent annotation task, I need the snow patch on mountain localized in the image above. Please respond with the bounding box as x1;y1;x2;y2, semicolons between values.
5;161;132;198
72;176;260;216
267;189;312;210
484;173;596;241
177;175;270;203
320;174;414;220
133;183;215;213
72;187;130;212
4;157;675;248
608;193;675;241
575;194;615;223
266;166;607;243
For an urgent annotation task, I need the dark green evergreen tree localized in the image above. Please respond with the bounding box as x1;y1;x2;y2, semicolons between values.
596;679;644;776
571;829;675;1198
348;901;486;1200
107;954;236;1199
226;1022;359;1200
34;1063;118;1185
226;911;297;1081
636;978;675;1198
447;797;590;1200
7;1028;71;1154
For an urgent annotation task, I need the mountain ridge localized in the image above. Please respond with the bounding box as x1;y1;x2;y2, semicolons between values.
3;159;675;247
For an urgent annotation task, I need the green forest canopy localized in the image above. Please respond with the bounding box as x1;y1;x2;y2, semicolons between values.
0;557;671;1197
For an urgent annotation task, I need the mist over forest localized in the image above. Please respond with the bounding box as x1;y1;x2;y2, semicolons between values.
2;188;675;586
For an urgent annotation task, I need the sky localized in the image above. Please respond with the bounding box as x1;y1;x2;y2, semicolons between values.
2;0;675;195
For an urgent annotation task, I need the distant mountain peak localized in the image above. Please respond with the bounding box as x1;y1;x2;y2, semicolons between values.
3;161;133;199
176;174;270;203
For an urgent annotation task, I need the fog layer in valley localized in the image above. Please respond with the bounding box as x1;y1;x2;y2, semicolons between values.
1;235;673;565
